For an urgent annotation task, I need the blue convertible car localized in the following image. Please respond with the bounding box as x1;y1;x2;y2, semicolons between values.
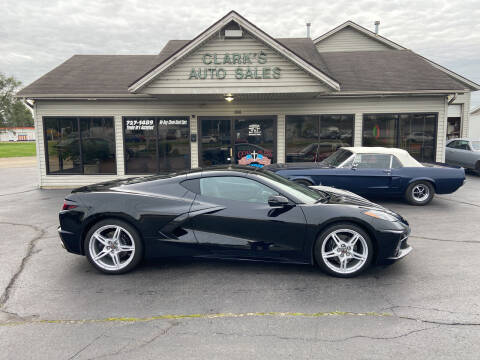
267;147;465;205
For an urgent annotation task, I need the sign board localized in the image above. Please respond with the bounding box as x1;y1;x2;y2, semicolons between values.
188;50;281;80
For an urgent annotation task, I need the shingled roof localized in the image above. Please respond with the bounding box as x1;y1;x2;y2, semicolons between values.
17;37;475;97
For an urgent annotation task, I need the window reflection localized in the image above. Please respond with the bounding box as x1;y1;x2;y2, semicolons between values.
124;117;190;174
80;118;116;174
363;113;436;162
285;115;354;163
44;117;115;174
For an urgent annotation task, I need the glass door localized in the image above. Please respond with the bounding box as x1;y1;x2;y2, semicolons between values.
199;116;276;167
200;118;232;166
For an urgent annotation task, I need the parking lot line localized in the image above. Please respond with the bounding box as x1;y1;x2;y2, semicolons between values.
0;310;393;327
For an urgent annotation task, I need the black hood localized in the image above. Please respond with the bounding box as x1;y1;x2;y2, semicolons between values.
311;185;408;223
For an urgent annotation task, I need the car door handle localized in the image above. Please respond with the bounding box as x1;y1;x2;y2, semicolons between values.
383;169;391;174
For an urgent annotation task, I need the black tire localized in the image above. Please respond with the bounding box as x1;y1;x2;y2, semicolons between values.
84;219;143;274
475;161;480;175
404;181;434;206
314;223;374;278
294;179;314;187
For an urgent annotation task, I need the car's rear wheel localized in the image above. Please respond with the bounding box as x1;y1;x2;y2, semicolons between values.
314;223;373;278
405;181;434;206
294;179;313;187
84;219;143;274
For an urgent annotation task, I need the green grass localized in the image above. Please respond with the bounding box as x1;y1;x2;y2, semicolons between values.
0;142;36;158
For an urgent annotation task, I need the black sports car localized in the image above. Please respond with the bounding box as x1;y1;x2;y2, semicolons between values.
58;166;411;277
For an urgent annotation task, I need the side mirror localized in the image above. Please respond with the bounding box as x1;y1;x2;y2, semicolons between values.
268;195;290;207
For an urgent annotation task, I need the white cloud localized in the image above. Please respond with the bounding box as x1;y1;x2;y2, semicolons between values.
1;0;479;107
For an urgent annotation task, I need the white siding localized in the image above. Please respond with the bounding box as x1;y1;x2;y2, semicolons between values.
143;35;328;95
190;115;198;168
316;27;395;53
277;114;285;163
470;113;480;139
35;95;446;187
451;92;471;138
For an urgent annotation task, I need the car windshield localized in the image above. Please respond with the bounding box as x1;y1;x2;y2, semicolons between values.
320;149;353;168
254;171;325;204
471;141;480;151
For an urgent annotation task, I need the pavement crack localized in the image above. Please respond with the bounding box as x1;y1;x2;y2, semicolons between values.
67;333;105;360
436;196;480;208
385;305;480;317
87;322;178;359
410;235;480;244
0;222;46;309
0;188;37;197
181;325;439;343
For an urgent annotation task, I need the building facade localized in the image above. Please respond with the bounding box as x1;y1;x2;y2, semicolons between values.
17;11;480;188
0;127;35;142
470;106;480;138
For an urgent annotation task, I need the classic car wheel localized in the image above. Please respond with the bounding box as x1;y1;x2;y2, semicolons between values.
85;219;143;274
294;179;313;187
314;223;373;278
405;181;434;206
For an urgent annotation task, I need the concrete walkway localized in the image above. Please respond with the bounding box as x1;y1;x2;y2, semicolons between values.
0;156;36;168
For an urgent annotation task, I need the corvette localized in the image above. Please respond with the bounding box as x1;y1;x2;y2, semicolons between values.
58;166;411;277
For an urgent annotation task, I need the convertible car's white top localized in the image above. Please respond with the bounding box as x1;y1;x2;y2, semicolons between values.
342;147;423;167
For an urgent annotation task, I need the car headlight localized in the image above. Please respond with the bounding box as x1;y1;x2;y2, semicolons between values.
364;209;398;222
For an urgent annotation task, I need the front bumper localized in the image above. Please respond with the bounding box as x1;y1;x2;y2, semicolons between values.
373;221;412;264
386;232;412;260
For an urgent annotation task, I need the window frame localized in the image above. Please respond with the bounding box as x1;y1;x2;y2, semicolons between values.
284;114;355;163
43;116;116;175
362;112;438;162
352;153;399;170
123;116;191;175
198;175;280;204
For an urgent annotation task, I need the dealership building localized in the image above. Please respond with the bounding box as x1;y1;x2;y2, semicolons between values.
17;11;480;187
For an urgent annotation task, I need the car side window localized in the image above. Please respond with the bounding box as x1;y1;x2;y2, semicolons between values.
458;140;471;151
199;176;279;204
354;154;392;169
391;156;403;169
447;140;459;149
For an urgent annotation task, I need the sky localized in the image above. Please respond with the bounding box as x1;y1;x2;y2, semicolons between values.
1;0;479;109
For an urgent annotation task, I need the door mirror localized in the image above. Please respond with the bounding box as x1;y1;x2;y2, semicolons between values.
268;195;290;207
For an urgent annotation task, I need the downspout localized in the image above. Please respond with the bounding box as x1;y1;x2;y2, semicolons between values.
448;93;458;105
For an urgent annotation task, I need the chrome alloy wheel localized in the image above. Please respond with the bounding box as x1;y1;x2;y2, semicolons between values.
412;184;430;202
89;225;135;271
321;229;368;275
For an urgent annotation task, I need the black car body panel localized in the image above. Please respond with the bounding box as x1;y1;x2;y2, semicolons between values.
58;166;411;267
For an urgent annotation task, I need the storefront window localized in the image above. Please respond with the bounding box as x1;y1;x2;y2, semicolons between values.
285;114;354;163
199;116;276;167
363;113;437;162
44;117;115;174
124;117;189;174
234;117;275;166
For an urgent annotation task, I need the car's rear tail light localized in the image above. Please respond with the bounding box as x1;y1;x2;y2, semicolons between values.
62;201;78;211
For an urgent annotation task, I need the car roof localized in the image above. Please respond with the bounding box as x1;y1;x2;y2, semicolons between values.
446;138;478;142
341;147;423;167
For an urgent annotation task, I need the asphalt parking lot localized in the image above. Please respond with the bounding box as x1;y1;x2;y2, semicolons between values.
1;165;480;359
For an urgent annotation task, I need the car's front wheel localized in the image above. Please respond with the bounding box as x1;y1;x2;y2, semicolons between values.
84;219;143;274
405;181;434;206
314;223;373;278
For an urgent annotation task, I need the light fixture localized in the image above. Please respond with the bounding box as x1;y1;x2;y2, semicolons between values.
225;94;234;102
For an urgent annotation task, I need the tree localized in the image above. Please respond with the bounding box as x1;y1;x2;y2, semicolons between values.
0;73;33;127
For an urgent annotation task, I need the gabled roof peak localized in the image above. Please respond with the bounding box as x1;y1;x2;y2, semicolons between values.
128;10;341;93
314;20;406;50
